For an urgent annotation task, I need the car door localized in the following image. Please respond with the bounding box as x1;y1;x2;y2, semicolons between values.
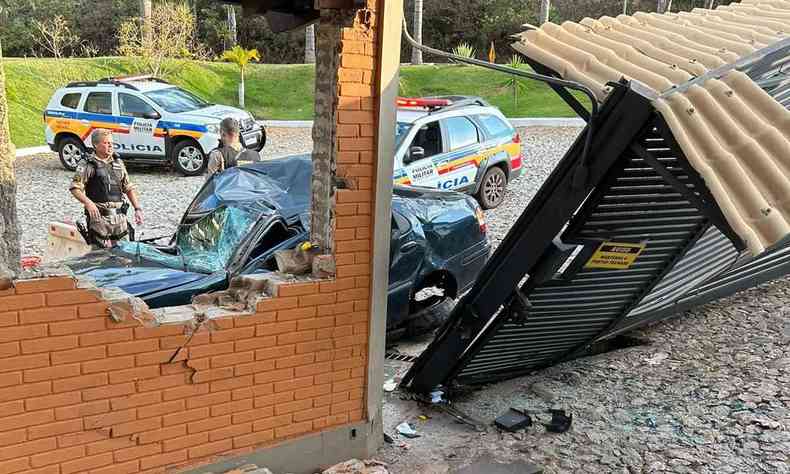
117;92;165;158
401;120;445;188
387;211;426;328
80;91;116;149
435;116;484;191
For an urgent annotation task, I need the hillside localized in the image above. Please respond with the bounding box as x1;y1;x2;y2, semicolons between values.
4;57;584;148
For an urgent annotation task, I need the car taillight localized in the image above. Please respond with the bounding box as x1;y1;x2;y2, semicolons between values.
475;206;487;234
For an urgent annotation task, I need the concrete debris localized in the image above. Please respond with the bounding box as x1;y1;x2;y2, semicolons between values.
217;464;273;474
322;459;388;474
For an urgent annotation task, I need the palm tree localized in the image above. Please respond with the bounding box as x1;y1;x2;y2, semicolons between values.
226;5;237;48
221;45;260;108
0;40;20;274
411;0;423;64
539;0;550;24
657;0;669;13
305;24;316;64
623;0;629;14
140;0;152;42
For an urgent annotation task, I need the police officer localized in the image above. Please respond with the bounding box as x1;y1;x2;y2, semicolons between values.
206;117;243;179
70;129;143;248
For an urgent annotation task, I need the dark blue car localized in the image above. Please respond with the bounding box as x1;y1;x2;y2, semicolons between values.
66;155;491;333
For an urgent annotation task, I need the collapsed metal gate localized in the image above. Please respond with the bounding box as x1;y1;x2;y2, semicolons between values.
401;37;790;394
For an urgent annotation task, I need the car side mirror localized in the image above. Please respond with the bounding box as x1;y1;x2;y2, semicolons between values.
143;111;161;120
405;146;425;164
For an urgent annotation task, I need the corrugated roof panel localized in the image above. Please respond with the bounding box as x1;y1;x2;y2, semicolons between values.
513;1;790;254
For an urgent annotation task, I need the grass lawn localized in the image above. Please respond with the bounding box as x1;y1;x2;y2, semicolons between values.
4;57;587;148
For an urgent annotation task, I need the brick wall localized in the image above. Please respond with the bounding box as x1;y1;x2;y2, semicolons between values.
0;2;385;473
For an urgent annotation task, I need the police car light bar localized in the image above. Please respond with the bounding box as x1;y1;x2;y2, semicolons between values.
396;97;452;108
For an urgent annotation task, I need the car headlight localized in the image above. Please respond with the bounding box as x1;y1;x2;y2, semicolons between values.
206;123;220;135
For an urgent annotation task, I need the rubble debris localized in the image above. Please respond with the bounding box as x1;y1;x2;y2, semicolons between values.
322;459;388;474
219;465;273;474
454;455;543;474
383;379;397;392
396;422;420;438
494;408;533;432
544;409;572;433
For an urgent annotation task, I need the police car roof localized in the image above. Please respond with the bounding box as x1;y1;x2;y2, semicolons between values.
63;77;173;93
396;104;496;124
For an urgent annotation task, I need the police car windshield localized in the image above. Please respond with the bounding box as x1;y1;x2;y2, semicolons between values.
144;87;210;113
396;122;411;147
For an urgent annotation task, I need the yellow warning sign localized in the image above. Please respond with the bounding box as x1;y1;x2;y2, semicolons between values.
584;242;646;270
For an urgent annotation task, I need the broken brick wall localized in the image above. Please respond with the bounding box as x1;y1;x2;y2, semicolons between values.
0;0;387;472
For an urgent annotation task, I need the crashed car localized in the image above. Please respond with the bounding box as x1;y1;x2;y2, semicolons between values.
65;155;491;334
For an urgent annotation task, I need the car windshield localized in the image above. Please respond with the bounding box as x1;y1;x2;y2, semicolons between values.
396;122;412;147
116;206;256;274
144;87;210;113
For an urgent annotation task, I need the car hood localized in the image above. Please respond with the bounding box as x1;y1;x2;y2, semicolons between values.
66;249;209;298
179;105;251;124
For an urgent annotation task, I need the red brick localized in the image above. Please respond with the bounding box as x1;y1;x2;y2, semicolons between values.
296;338;334;355
0;372;21;389
211;351;254;368
210;375;253;393
138;400;185;420
337;124;359;138
340;82;373;97
294;405;331;422
86;437;136;455
108;339;158;356
15;278;74;295
0;324;47;344
338;68;364;83
335;240;371;254
30;444;84;467
82;355;135;374
233;335;276;352
232;406;273;425
338;110;375;125
21;335;77;354
0;457;30;473
233;429;274;449
340;53;374;70
191;367;234;384
139;449;187;469
188;438;232;459
0;400;23;418
0;429;25;448
0;381;51;403
136;373;190;392
78;303;109;318
162;383;209;401
299;292;336;308
28;419;84;440
275;420;313;439
254;346;295;364
1;408;54;432
109;366;161;384
0;353;49;373
274;398;313;416
209;422;251;442
233;313;276;328
133;325;184;340
337;288;370;303
275;353;315;370
56;430;105;449
46;290;97;306
84;406;136;430
18;307;76;325
135;425;187;445
0;294;45;312
185;358;209;371
78;329;134;348
162;407;209;427
338;96;361;110
49;318;105;337
114;443;162;463
53;373;107;393
188;342;234;359
210;327;255;344
83;382;136;402
255;297;299;313
136;349;186;367
327;412;350;426
25;391;80;412
233;360;275;377
277;306;317;322
163;432;209;453
335;215;371;229
296;319;336;333
113;417;162;438
360;124;376;137
92;460;139;474
52;345;106;365
0;341;18;359
0;438;58;463
253;368;294;385
188;414;231;434
56;399;109;421
277;331;316;346
186;391;231;409
232;383;272;402
24;364;80;383
256;321;297;337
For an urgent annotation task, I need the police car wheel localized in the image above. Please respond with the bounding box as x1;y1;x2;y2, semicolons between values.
477;166;507;209
173;141;206;176
255;128;267;151
58;137;84;171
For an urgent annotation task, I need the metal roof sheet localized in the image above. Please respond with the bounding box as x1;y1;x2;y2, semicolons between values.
513;0;790;255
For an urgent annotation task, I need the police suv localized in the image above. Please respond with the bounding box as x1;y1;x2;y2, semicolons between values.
44;75;266;176
394;96;523;209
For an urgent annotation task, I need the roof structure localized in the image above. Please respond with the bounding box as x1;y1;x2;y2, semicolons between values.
512;0;790;255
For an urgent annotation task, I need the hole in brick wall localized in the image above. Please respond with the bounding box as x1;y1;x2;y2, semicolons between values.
350;428;358;439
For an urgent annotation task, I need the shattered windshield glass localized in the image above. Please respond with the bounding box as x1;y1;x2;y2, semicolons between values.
116;206;256;274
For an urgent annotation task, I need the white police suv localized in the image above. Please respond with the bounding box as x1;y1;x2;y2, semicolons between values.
394;96;523;209
44;75;266;176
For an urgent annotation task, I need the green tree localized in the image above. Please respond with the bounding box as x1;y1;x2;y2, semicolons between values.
221;45;260;108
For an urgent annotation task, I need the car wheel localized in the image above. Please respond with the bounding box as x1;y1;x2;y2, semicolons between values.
255;128;267;152
58;137;85;171
405;298;454;338
172;140;207;176
477;166;507;209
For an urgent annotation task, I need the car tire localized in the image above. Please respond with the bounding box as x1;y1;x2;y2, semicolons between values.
172;140;207;176
405;298;454;338
58;136;85;171
255;128;267;152
477;166;507;209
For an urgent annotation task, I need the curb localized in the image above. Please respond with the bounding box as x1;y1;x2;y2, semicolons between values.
15;146;50;158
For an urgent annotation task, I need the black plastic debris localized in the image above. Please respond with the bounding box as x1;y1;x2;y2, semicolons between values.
494;408;533;432
544;409;572;433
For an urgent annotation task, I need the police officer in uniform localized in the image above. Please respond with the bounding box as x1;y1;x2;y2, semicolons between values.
206;117;243;179
70;129;143;248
